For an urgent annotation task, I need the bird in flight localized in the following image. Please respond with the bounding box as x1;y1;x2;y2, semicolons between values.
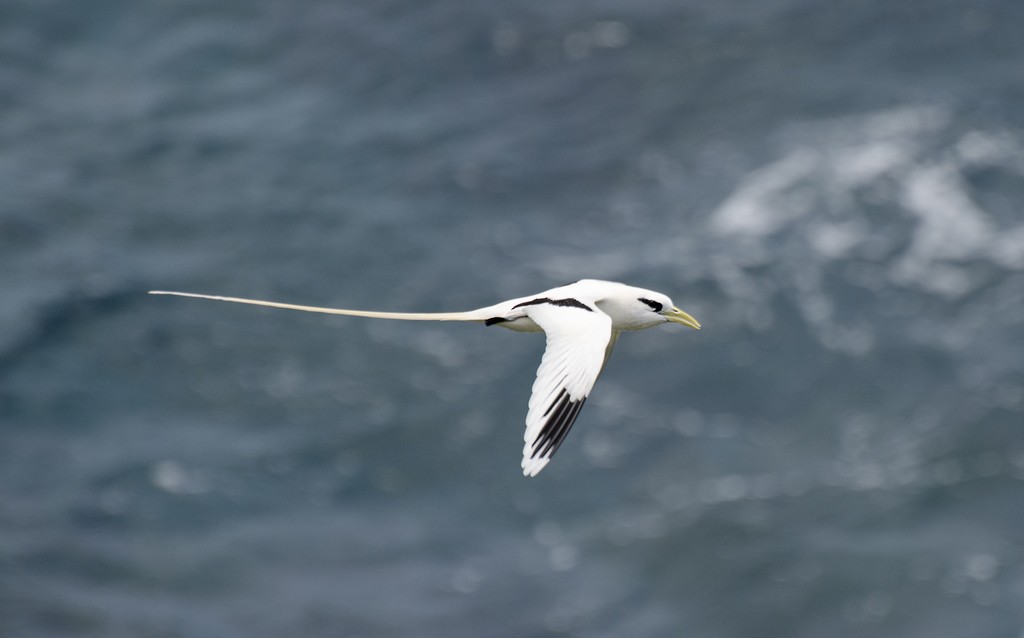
150;279;700;476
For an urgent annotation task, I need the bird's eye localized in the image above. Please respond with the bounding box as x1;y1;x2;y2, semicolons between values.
638;298;663;312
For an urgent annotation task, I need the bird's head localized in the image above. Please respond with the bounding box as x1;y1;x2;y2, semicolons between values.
591;283;701;331
578;280;702;331
635;293;701;330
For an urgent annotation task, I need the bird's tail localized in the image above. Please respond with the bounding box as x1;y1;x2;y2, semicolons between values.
148;291;490;322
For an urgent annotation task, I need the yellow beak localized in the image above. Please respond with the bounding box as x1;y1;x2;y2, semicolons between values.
665;307;701;330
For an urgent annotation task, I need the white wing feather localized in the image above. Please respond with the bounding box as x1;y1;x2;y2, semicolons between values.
520;303;613;477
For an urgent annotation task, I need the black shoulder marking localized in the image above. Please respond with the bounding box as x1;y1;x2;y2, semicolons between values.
485;317;508;326
512;297;592;312
512;297;549;310
638;297;663;312
530;390;587;460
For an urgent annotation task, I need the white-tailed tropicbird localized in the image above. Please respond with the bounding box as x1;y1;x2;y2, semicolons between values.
150;279;700;476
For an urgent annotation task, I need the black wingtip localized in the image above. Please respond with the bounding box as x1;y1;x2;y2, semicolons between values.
531;393;587;461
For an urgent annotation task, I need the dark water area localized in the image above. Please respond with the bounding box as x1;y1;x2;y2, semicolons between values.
3;1;1024;636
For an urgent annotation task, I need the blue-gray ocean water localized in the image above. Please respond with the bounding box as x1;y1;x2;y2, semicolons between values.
3;1;1024;636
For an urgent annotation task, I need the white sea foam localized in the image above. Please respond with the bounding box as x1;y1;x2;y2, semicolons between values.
702;106;1024;352
710;149;819;237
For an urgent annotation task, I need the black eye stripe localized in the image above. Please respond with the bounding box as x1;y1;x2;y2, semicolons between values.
638;297;663;312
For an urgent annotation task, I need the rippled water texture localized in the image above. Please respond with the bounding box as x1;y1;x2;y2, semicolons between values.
3;1;1024;637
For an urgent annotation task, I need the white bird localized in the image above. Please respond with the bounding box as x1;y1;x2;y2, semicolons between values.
150;279;700;476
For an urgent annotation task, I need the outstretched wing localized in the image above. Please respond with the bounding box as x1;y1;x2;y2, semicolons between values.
520;302;614;477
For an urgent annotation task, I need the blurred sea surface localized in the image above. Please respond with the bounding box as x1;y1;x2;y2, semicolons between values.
2;1;1024;636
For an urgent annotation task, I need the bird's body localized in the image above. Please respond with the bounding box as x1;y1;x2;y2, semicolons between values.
150;279;700;476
